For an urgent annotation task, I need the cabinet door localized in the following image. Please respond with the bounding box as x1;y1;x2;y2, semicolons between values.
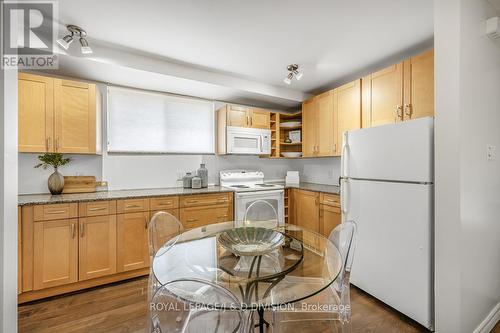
116;212;149;272
79;215;117;281
334;79;361;155
363;63;403;128
403;49;434;121
316;90;336;157
227;105;249;127
180;205;231;229
18;73;54;153
54;79;96;154
302;97;318;157
320;204;341;238
33;219;78;290
250;109;270;129
293;190;319;233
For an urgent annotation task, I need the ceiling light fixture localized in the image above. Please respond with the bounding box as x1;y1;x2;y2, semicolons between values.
284;64;303;84
57;25;92;54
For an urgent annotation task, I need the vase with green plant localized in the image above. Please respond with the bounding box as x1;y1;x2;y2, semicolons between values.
34;153;72;195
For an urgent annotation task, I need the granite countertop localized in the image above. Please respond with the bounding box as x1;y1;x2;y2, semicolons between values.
18;186;234;206
18;182;340;206
269;181;340;195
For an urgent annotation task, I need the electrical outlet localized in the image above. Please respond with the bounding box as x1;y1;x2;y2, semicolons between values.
487;145;496;161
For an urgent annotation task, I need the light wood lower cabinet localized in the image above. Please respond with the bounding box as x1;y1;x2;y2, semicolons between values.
33;219;78;290
293;189;320;233
180;205;231;229
79;215;117;281
116;212;150;272
320;204;341;238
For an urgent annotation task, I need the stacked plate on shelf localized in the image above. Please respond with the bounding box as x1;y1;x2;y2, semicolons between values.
280;121;302;128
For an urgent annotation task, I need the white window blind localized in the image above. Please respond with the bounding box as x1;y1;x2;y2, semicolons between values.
107;86;215;154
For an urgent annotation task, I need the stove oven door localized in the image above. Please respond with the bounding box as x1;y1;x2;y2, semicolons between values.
235;189;284;227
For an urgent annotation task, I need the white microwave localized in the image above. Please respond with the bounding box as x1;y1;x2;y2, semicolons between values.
227;126;271;155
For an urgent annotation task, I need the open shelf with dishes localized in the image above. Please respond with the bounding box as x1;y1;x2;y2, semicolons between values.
266;111;303;159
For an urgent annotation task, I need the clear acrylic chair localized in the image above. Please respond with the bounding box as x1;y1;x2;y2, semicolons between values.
243;199;278;229
147;212;184;303
150;278;254;333
272;221;358;333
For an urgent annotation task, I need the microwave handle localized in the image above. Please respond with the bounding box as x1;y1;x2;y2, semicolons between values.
259;135;263;152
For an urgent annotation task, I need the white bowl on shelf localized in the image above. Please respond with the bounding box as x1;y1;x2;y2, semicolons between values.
281;152;303;158
280;121;302;128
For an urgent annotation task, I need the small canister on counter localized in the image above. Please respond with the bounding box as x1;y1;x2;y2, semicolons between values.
191;176;202;189
183;172;194;188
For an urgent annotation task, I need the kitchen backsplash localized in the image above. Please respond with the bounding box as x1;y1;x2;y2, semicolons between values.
18;152;340;194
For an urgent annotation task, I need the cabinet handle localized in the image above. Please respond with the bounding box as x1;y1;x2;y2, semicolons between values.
47;210;66;214
396;105;403;121
187;218;198;222
157;201;171;206
71;222;76;238
126;204;141;209
404;104;412;118
333;144;337;153
80;223;84;237
145;216;148;229
187;200;198;204
46;137;51;151
250;116;253;126
55;137;60;151
89;207;106;211
247;115;250;126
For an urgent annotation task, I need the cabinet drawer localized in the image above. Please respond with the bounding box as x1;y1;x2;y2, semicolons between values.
320;193;340;207
33;203;78;221
150;209;179;221
150;196;179;211
180;206;231;229
180;193;232;208
116;198;150;213
79;200;116;217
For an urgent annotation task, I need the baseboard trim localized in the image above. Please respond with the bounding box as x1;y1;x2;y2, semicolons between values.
474;302;500;333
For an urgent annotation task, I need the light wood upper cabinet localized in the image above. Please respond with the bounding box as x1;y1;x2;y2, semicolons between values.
78;215;116;281
227;105;250;127
362;63;404;128
316;90;336;156
18;73;54;153
302;97;319;157
18;73;98;154
54;79;96;154
334;79;361;155
403;49;434;121
116;212;149;272
33;219;78;290
250;108;270;129
293;189;320;233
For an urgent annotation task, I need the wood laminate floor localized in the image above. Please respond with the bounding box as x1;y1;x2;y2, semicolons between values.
18;277;499;333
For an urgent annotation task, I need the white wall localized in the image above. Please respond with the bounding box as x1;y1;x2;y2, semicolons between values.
0;60;19;332
435;0;500;332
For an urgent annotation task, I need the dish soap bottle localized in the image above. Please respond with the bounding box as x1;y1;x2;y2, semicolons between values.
197;163;208;188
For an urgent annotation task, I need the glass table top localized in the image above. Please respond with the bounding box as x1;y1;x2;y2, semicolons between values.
152;222;342;310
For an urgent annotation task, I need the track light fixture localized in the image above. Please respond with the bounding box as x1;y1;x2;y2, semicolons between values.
57;25;92;54
283;64;303;84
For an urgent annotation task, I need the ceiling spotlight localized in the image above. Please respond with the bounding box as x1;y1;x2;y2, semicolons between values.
79;37;93;54
56;34;74;50
57;25;92;55
284;64;303;84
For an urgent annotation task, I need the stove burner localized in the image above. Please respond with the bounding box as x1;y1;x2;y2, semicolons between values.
255;184;275;187
231;185;250;188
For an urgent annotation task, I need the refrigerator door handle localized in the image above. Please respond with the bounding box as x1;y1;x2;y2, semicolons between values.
341;131;349;178
340;178;348;219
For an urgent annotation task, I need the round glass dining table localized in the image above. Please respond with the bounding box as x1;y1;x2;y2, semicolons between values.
152;222;342;311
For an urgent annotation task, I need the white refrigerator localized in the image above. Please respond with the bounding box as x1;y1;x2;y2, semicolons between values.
340;117;434;330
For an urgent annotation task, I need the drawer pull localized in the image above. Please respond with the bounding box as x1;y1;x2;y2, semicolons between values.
80;223;84;237
187;218;198;222
47;210;66;214
217;215;228;219
126;204;141;209
71;223;76;239
145;217;148;230
89;207;106;211
187;200;199;204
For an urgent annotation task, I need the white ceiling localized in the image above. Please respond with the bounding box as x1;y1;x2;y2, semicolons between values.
54;0;433;106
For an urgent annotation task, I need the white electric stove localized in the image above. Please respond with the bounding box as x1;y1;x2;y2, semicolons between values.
220;170;284;225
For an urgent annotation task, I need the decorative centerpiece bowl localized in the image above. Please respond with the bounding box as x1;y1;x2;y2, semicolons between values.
218;227;285;256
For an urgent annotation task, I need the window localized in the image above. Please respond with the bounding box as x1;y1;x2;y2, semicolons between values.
107;86;215;154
